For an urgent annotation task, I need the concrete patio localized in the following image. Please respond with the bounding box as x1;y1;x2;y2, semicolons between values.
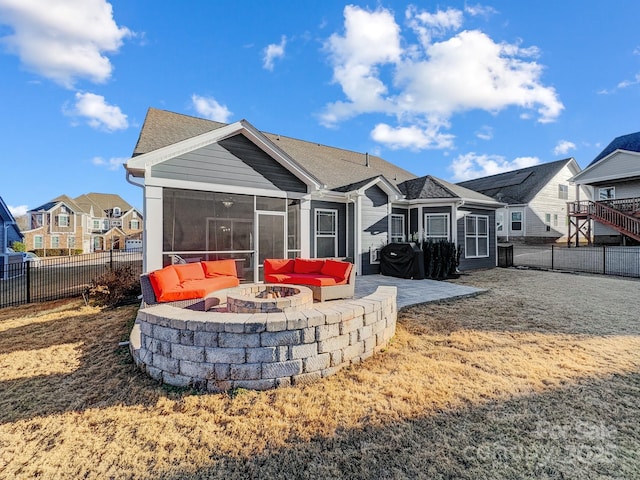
353;274;485;309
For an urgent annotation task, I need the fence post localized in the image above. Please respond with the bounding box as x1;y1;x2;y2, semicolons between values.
551;244;554;270
110;249;114;271
26;260;31;304
602;245;606;275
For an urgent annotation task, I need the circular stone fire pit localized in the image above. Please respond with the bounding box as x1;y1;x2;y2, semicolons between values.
226;284;313;313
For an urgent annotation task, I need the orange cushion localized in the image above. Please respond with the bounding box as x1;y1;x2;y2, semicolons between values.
148;266;180;300
202;259;238;278
320;259;352;282
157;286;204;303
265;273;294;284
264;258;295;275
174;262;205;282
286;274;338;287
294;258;325;274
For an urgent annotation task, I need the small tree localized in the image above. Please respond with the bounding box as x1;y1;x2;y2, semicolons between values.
11;241;26;252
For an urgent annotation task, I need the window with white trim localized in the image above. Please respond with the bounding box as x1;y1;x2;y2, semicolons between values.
424;213;450;241
558;184;569;200
92;219;101;230
390;214;405;242
315;209;337;258
511;211;522;231
496;211;504;232
51;236;60;248
68;237;76;248
57;214;69;227
465;215;489;258
598;187;615;200
130;220;140;230
34;235;43;249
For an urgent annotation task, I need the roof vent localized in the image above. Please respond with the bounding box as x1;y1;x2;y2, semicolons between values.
365;152;370;167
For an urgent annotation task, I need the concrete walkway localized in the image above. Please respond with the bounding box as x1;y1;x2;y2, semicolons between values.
354;274;485;309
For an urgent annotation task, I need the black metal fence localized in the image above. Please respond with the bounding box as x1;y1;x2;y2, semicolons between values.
511;244;640;278
0;251;143;308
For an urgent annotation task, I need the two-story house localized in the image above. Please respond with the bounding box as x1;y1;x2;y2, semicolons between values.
20;193;143;254
458;158;587;244
569;131;640;245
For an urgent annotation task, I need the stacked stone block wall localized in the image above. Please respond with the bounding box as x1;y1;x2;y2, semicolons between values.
131;286;396;391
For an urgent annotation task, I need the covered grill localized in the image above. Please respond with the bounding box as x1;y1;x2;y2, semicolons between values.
380;242;425;280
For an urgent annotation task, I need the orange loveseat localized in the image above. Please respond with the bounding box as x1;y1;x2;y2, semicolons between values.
264;258;355;302
140;259;240;309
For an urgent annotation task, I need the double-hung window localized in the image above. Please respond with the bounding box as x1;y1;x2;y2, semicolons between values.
511;211;522;231
424;214;449;242
465;215;489;258
34;235;43;249
51;236;60;248
558;184;569;200
390;214;405;242
57;214;69;227
315;209;337;258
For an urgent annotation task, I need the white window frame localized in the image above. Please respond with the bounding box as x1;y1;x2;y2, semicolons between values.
465;215;489;259
92;219;101;230
130;220;140;230
510;211;523;232
51;236;60;248
390;214;405;243
314;208;338;258
558;184;569;200
598;186;615;200
113;207;121;217
424;213;450;242
68;236;76;248
58;214;69;227
34;235;43;249
496;211;504;233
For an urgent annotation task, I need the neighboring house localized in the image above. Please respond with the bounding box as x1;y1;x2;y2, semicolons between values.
1;196;23;253
20;193;143;254
458;158;585;244
125;108;503;279
569;131;640;245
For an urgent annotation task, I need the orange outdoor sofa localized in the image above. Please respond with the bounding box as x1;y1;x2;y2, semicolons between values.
263;258;355;302
140;259;240;310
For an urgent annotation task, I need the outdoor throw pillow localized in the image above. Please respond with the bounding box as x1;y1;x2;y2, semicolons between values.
294;258;325;274
202;259;237;278
320;259;352;281
174;262;205;282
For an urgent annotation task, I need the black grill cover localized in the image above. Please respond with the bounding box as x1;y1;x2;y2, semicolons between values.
380;242;425;280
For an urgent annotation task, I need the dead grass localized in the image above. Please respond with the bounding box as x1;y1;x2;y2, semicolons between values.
0;268;638;479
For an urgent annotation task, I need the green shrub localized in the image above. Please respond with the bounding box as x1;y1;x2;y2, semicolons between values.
11;241;26;252
89;264;141;307
33;248;84;257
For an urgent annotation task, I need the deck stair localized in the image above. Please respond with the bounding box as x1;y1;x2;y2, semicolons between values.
568;197;640;245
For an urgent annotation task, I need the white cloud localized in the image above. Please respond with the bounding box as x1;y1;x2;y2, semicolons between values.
371;122;454;150
476;125;493;140
450;152;540;181
8;204;28;217
553;139;576;156
191;94;232;122
91;156;127;170
0;0;131;88
321;5;563;151
617;73;640;89
65;92;128;131
263;35;286;71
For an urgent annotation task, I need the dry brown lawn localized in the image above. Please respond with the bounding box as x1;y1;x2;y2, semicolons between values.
0;268;639;479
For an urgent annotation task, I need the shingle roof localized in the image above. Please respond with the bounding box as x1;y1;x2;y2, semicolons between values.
132;108;417;190
398;175;500;204
74;193;132;215
457;159;573;205
587;131;640;167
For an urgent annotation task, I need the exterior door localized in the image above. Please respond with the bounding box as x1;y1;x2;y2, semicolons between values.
257;212;285;281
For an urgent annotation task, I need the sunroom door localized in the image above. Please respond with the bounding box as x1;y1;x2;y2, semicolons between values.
257;212;285;281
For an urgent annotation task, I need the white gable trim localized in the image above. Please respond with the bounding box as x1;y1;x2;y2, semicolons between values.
126;120;324;191
571;150;640;184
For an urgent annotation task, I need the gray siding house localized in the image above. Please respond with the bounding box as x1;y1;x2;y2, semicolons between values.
1;196;22;253
125;108;503;279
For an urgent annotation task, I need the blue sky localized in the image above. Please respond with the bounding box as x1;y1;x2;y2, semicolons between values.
1;1;639;216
